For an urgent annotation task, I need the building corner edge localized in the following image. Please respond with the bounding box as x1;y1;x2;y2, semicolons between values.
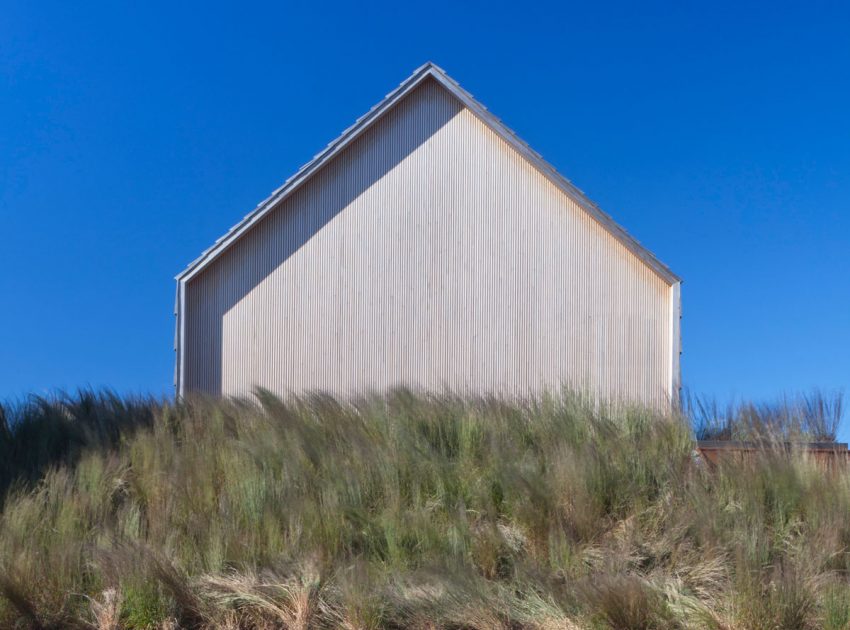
174;279;187;399
670;281;682;409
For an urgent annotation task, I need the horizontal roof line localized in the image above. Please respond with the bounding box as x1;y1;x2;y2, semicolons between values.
697;440;848;450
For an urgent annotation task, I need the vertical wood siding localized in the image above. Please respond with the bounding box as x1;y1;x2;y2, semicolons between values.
184;78;673;404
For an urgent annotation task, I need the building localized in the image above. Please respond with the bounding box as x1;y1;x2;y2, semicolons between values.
174;63;681;404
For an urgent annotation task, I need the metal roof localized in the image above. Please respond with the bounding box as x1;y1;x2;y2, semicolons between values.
176;62;680;285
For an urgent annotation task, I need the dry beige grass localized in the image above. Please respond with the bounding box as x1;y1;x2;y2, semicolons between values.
0;389;847;628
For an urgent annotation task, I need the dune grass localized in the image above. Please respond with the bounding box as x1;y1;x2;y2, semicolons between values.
0;389;848;629
687;390;843;443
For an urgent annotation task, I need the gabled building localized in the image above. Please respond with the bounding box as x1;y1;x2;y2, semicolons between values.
175;63;681;404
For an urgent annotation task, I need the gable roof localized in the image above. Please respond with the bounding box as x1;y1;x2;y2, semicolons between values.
176;62;680;285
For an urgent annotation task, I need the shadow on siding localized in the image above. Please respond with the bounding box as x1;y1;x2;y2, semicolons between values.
184;78;462;394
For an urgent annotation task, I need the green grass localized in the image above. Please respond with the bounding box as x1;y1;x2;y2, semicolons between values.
0;388;848;629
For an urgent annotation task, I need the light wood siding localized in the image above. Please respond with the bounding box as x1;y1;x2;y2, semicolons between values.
183;78;673;404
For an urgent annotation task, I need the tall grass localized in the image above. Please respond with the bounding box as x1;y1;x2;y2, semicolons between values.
0;389;848;628
688;390;844;443
0;390;156;500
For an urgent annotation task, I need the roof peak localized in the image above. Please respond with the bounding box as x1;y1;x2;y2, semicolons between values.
176;64;679;285
415;60;443;71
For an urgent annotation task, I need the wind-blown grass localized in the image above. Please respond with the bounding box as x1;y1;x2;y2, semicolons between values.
0;390;156;499
688;390;844;443
0;389;848;629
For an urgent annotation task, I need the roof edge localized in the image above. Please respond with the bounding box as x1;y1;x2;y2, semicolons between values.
177;62;680;285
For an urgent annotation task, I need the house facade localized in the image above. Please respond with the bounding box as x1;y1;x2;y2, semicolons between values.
175;63;681;405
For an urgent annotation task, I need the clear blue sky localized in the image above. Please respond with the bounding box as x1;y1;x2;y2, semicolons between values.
2;2;848;427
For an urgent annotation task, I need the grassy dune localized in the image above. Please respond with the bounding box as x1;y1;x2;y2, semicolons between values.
0;389;848;629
